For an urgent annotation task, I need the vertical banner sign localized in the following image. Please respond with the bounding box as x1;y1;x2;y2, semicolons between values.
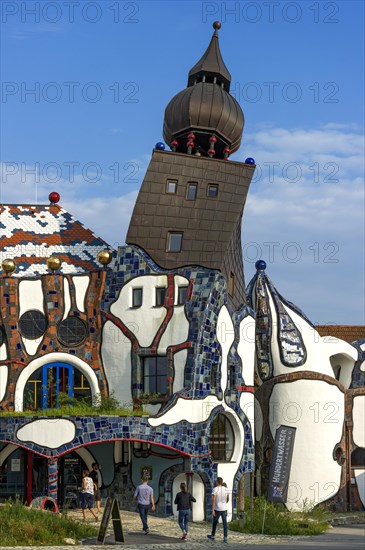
267;425;296;503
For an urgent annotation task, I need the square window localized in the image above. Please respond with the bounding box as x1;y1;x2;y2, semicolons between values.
166;180;177;194
177;286;188;305
187;182;197;200
143;356;168;395
155;287;166;307
132;288;143;307
167;232;183;252
207;184;218;198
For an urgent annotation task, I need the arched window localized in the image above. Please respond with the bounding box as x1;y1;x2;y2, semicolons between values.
210;414;234;462
24;363;91;411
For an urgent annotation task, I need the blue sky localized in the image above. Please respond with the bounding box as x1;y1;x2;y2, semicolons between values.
1;0;364;325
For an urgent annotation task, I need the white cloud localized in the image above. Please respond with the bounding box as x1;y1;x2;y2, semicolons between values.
242;125;364;325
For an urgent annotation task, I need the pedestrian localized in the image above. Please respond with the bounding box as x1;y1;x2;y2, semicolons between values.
133;476;155;534
80;469;98;522
174;482;196;540
207;477;229;543
89;462;102;514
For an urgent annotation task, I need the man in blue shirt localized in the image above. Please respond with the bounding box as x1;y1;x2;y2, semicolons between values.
133;476;155;534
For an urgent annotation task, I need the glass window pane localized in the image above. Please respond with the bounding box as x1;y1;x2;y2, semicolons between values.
187;183;197;200
178;286;188;305
166;180;177;193
168;232;182;252
132;288;143;307
155;287;166;306
19;310;47;340
207;184;218;198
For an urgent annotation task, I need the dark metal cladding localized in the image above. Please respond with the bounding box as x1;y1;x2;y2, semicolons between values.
163;22;244;157
125;150;255;309
188;21;231;91
163;83;244;156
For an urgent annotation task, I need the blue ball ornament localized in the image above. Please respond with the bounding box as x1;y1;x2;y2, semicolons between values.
245;157;255;164
155;142;166;151
255;259;266;271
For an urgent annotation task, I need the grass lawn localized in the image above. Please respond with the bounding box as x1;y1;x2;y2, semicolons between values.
0;501;98;546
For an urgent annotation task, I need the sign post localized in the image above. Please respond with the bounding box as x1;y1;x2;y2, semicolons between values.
97;497;125;544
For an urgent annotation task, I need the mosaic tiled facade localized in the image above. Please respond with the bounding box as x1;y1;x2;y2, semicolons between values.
0;21;364;517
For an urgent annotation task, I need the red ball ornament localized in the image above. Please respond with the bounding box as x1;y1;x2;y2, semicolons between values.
208;148;216;155
171;140;178;146
49;192;60;204
188;141;195;148
188;133;196;140
223;147;231;153
209;135;217;143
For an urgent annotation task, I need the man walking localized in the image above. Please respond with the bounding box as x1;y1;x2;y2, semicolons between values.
207;477;229;543
133;476;155;534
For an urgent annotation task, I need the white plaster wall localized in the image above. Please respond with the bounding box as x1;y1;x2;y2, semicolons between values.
173;349;187;393
216;306;235;394
268;290;335;378
110;275;168;348
19;279;45;355
62;277;71;320
158;307;189;353
354;470;365;508
237;315;255;386
101;321;132;406
172;473;205;521
0;344;7;361
18;280;44;316
17;418;76;448
73;275;89;312
269;380;344;511
0;365;8;401
14;352;100;411
352;396;365;448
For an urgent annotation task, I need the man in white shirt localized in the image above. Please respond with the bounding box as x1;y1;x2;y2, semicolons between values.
207;477;229;543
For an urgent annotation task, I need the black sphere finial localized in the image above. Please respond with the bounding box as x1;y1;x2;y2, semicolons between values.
213;21;221;30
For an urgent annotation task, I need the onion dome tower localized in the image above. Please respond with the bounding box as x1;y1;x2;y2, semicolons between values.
163;21;244;159
126;22;255;308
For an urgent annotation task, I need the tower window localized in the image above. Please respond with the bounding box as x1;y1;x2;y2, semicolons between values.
207;184;219;198
155;287;166;307
132;288;143;307
177;286;188;305
186;182;198;200
167;232;183;252
166;180;177;194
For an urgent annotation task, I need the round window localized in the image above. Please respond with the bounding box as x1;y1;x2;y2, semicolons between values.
18;310;47;340
57;317;87;347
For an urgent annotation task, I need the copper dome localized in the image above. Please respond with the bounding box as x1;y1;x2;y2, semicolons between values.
163;82;244;155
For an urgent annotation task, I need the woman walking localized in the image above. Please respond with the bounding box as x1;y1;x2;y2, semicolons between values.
174;482;196;540
80;469;98;522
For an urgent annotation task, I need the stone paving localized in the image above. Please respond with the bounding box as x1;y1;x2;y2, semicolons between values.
0;508;300;550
